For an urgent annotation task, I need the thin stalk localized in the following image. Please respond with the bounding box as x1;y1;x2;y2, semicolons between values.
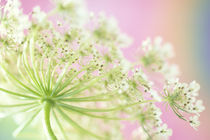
49;63;60;91
0;64;41;97
28;39;47;94
37;58;48;92
171;105;186;121
17;55;41;93
1;104;40;118
44;58;52;92
0;88;39;100
62;106;131;121
51;62;70;96
57;76;102;98
22;44;44;94
142;124;152;140
59;79;94;96
21;53;43;94
13;108;42;137
56;72;109;98
55;66;89;94
56;106;104;140
59;98;111;102
174;103;191;113
0;102;38;108
56;91;117;100
58;100;157;113
52;109;68;140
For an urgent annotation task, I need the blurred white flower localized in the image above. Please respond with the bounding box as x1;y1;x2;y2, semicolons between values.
32;6;47;23
189;116;200;130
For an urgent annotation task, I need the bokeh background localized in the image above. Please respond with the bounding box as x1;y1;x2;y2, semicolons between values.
0;0;209;139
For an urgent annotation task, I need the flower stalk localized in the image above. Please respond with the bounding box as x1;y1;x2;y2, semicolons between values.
43;101;57;140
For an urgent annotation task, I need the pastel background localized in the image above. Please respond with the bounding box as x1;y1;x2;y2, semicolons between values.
0;0;209;139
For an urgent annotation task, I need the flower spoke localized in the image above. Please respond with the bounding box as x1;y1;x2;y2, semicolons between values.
54;66;90;94
57;76;102;98
0;64;41;97
51;62;70;96
17;55;41;93
13;108;42;137
0;88;39;100
52;109;68;140
58;100;155;113
60;98;111;102
61;106;130;120
56;106;104;140
0;102;38;108
1;104;40;118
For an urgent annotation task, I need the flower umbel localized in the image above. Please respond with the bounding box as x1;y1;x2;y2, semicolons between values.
140;37;179;79
0;0;205;140
163;78;205;129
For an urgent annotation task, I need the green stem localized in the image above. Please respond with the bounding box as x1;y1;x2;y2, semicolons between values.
58;99;157;113
43;102;57;140
141;124;152;140
59;97;111;102
0;88;39;100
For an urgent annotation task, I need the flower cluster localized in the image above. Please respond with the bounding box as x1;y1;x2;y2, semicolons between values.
92;13;132;47
140;37;179;79
132;103;172;140
0;0;205;140
0;0;30;53
163;78;205;129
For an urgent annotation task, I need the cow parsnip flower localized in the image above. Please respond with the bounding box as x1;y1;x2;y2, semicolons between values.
0;0;205;140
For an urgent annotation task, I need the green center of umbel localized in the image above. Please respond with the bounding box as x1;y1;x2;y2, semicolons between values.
41;97;55;106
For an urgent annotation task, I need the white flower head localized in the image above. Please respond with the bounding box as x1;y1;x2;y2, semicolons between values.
164;79;204;128
150;89;162;102
140;37;176;79
189;81;200;93
32;6;46;23
161;63;180;79
132;127;147;140
189;116;200;130
157;124;172;137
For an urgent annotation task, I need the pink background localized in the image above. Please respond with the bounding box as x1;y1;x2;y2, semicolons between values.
16;0;210;139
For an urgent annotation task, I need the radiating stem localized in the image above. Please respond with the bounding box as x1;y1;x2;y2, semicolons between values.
58;99;157;113
52;109;68;140
43;101;57;140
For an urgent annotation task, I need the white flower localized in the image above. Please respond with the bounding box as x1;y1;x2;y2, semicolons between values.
132;68;153;91
157;124;172;137
189;81;200;93
118;80;129;94
119;59;131;72
140;37;176;79
164;79;204;128
32;6;47;23
161;63;180;79
189;116;200;130
192;100;205;114
150;89;162;102
53;0;88;25
132;127;147;140
142;37;152;51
